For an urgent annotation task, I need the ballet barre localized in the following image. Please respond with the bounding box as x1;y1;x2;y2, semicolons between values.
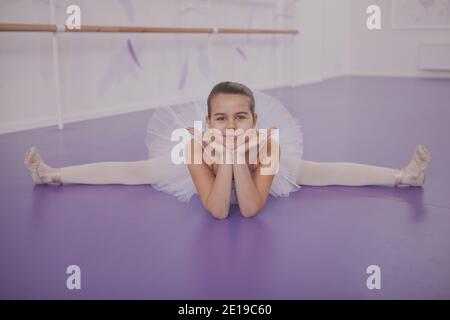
0;23;298;34
0;22;298;132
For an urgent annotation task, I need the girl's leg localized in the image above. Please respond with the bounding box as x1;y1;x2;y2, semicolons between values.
25;146;162;185
297;145;432;187
60;159;161;185
297;160;398;187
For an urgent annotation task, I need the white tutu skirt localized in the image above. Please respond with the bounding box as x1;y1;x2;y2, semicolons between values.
145;90;304;204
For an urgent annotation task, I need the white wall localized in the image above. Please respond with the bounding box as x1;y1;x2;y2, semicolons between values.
294;0;350;84
1;0;449;135
293;0;324;84
296;0;450;80
347;0;450;77
0;0;298;134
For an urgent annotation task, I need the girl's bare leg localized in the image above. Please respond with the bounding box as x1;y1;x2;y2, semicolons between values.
297;145;431;187
24;146;162;185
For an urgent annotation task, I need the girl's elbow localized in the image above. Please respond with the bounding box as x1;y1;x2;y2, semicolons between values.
240;198;264;218
210;208;229;220
240;206;261;218
203;198;228;220
205;202;230;220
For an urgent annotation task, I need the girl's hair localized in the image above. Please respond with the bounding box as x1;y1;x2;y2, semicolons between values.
207;81;255;118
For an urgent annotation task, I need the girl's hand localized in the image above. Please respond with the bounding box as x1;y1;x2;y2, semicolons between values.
186;127;278;165
205;139;234;165
186;127;233;165
232;127;278;164
186;127;208;149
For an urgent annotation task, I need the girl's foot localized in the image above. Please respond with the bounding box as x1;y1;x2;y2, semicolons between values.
394;145;432;187
24;146;62;185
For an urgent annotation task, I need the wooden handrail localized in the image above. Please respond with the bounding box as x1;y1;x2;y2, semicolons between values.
0;23;56;32
0;23;298;34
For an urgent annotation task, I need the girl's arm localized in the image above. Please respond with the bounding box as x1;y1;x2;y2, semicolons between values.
233;138;279;218
186;139;233;219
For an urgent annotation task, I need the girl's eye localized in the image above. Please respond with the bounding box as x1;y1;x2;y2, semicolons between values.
216;118;225;121
236;116;246;120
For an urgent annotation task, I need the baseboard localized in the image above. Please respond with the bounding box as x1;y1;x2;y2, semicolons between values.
0;116;59;136
346;71;450;79
2;73;447;136
0;80;282;135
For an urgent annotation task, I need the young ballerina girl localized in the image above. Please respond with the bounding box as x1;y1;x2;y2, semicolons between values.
24;81;432;219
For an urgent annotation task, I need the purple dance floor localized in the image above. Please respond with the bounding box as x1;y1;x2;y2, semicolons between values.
1;76;449;299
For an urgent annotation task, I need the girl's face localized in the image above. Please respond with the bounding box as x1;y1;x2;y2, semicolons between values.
206;93;257;136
